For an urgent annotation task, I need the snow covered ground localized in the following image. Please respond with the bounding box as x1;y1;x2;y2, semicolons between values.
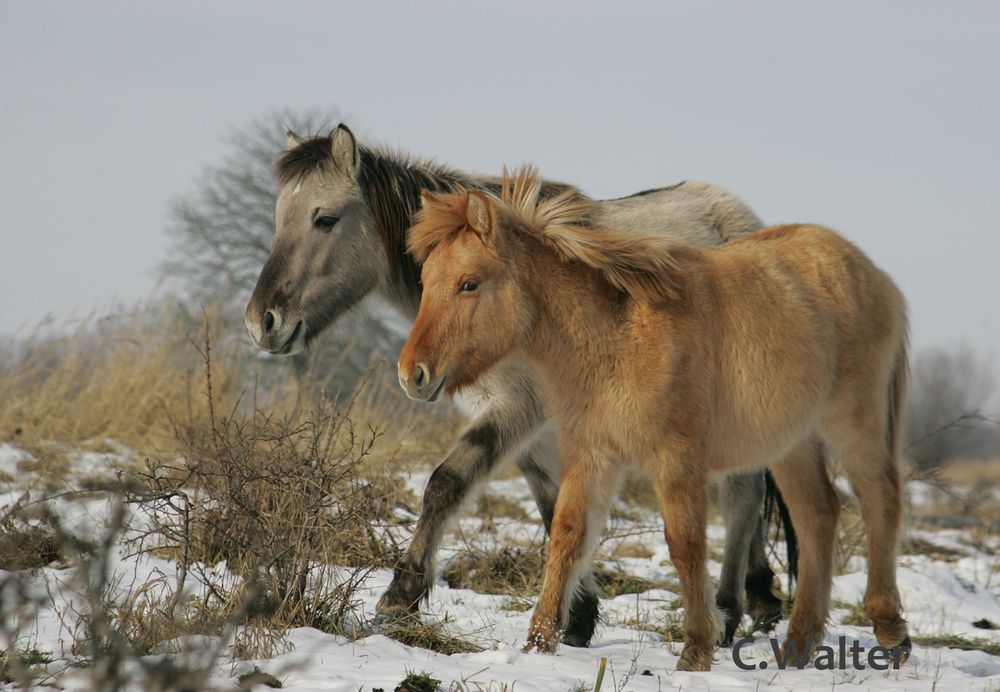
1;443;999;691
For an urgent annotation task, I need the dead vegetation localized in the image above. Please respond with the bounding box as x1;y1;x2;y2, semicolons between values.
443;544;548;597
0;307;464;687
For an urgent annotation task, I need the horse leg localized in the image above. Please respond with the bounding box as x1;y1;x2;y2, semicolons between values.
652;457;720;671
517;430;601;647
744;501;786;633
376;397;543;618
524;449;618;653
768;439;838;662
715;471;761;646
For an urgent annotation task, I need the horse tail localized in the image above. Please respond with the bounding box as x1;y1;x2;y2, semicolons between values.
764;470;798;589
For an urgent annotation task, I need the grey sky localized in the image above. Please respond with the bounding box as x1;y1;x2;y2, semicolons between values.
1;1;997;359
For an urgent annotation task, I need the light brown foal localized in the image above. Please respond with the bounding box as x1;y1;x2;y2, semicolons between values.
398;168;909;671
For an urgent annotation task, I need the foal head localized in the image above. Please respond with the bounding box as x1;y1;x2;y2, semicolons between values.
396;186;534;401
398;167;681;402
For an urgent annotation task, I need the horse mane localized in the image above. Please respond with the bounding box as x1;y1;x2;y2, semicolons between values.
411;167;684;303
275;133;473;296
275;134;581;299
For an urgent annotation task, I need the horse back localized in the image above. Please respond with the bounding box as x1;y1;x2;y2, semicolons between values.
592;180;765;247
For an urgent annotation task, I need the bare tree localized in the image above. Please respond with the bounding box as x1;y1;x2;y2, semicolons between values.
905;344;999;469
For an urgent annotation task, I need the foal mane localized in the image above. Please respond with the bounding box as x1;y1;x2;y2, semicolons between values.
411;167;684;303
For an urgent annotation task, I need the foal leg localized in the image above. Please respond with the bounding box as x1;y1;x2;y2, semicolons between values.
715;471;764;646
768;439;838;661
376;388;545;618
652;457;721;671
825;417;910;655
516;431;601;647
525;450;618;653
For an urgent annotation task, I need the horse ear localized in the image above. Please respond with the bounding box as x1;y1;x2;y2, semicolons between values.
465;191;494;236
330;124;359;177
286;130;304;150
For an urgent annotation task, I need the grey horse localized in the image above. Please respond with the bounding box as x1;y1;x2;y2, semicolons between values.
245;125;794;647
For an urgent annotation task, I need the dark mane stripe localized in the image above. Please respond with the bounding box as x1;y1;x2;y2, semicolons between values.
357;149;473;295
273;133;581;298
274;136;335;186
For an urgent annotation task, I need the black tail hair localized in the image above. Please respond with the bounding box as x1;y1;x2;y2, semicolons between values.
764;470;798;590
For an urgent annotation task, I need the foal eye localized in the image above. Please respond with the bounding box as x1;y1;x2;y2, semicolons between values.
314;215;340;231
459;280;479;293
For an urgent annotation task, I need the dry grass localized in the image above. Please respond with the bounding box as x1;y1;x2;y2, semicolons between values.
833;599;870;627
593;563;675;598
372;615;484;655
911;634;1000;657
938;458;1000;486
0;504;63;571
0;303;462;483
474;493;529;522
442;544;548;597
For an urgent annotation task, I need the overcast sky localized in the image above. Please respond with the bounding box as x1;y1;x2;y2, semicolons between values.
1;1;997;361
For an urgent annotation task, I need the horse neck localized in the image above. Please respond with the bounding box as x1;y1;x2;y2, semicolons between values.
358;148;476;320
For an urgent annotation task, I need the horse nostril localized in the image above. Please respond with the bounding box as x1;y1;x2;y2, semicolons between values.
414;363;428;389
262;310;276;333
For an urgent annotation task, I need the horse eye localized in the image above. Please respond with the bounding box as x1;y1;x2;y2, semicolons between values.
314;215;339;231
459;280;479;293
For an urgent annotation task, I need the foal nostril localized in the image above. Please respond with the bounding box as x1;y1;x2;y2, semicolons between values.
262;309;278;334
414;363;428;389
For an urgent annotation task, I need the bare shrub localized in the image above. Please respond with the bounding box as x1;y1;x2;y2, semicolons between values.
121;326;414;655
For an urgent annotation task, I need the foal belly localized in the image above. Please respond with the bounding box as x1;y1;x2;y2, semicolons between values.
712;358;832;471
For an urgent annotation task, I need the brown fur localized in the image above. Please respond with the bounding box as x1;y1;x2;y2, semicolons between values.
399;168;910;671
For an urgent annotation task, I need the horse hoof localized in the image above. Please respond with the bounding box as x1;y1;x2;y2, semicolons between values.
367;613;393;631
560;631;591;648
750;610;782;634
719;610;740;647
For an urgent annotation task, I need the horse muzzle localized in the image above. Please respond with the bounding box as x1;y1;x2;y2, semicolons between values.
245;305;306;355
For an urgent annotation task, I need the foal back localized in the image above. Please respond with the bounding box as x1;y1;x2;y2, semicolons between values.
697;224;907;470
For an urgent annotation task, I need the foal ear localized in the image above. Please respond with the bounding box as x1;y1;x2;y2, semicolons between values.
465;191;494;236
420;190;442;208
286;130;304;150
330;124;359;177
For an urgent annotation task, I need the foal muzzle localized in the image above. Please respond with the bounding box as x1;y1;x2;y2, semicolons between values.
398;362;446;402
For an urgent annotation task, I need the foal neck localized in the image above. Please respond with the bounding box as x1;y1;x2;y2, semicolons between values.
522;252;629;393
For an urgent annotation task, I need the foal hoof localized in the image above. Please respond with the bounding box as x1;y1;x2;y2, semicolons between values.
874;622;912;666
892;636;912;665
523;628;558;654
677;647;713;671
